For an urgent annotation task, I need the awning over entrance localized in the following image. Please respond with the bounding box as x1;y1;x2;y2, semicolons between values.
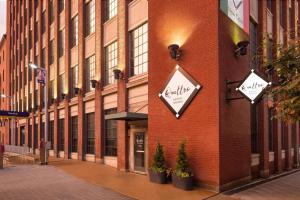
104;112;148;121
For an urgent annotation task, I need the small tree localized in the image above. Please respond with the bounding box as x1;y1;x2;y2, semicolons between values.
263;39;300;123
151;142;166;173
175;140;192;177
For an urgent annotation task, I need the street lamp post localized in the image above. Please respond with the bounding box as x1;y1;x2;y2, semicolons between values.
29;63;48;164
0;94;14;146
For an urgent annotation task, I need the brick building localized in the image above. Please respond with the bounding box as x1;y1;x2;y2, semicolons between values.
4;0;300;192
0;34;9;144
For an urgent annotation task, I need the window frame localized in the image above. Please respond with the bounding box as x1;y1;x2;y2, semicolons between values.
130;23;148;77
105;41;118;85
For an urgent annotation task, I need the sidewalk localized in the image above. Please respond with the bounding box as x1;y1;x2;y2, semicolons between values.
49;158;216;200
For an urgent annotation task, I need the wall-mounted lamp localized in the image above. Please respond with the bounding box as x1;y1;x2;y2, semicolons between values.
74;87;81;95
51;98;57;104
168;44;181;60
113;69;124;80
61;93;67;100
235;40;249;56
90;80;98;88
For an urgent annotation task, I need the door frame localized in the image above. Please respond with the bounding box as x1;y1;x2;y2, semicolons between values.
129;127;148;174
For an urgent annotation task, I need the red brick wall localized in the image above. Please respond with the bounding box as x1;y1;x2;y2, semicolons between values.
148;0;220;188
0;35;8;144
218;12;251;188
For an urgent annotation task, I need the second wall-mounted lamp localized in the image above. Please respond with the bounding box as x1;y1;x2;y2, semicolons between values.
113;69;124;80
74;87;81;95
168;44;182;60
90;80;98;89
235;40;249;57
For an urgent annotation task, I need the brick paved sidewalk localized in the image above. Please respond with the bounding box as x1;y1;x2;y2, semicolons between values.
0;165;133;200
49;158;216;200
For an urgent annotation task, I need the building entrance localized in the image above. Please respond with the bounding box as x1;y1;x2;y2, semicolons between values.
129;121;148;174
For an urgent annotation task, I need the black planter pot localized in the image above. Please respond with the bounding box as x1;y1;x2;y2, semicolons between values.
172;173;194;190
148;170;168;184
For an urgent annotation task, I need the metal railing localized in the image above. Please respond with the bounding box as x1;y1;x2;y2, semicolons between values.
4;145;30;155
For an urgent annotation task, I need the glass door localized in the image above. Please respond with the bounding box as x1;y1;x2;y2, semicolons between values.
134;132;145;172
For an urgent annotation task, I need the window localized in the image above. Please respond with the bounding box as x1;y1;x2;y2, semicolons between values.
86;113;95;154
24;67;27;85
41;48;46;68
59;74;65;102
28;125;32;148
250;20;258;69
34;123;38;149
71;15;78;48
42;11;46;34
105;41;118;85
268;109;274;151
29;66;32;82
41;122;45;140
106;0;117;20
34;89;38;108
85;55;95;93
59;29;65;57
130;23;148;76
28;93;32;110
71;116;78;152
104;108;117;156
280;0;284;26
267;0;272;12
49;80;54;102
48;121;54;149
58;118;64;151
49;1;54;24
34;21;38;43
71;65;78;98
58;0;65;13
49;40;54;65
85;0;95;36
24;37;27;56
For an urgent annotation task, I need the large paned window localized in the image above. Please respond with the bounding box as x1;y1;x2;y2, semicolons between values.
71;116;78;152
49;1;54;24
86;113;95;154
49;40;54;65
28;125;32;148
268;109;274;151
49;80;54;103
41;122;45;140
34;123;38;149
58;118;64;151
48;120;54;150
42;11;46;34
71;65;78;98
41;48;46;68
59;74;65;102
250;20;258;69
130;23;148;76
106;0;117;20
85;0;95;36
58;0;65;13
104;108;117;156
71;15;78;48
105;41;118;85
59;29;65;57
85;55;95;93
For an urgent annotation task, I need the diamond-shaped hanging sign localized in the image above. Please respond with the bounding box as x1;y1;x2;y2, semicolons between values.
236;69;272;104
159;65;202;119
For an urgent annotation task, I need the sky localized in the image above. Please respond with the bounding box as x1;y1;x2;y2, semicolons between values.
0;0;6;39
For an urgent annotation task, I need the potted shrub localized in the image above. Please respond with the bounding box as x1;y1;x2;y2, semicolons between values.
172;141;194;190
148;142;167;184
